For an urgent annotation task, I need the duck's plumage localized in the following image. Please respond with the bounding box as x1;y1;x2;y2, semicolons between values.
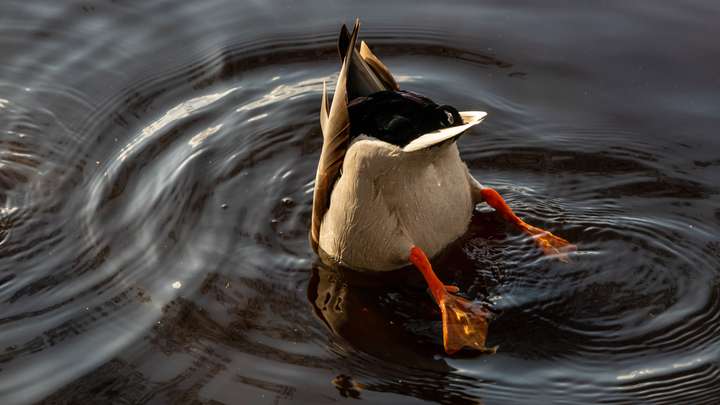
348;90;464;147
311;20;486;269
311;20;402;253
318;137;475;270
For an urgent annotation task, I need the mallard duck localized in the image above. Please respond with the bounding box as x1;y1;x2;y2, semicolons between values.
311;20;574;354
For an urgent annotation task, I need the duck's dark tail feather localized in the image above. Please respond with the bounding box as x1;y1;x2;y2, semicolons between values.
339;20;399;100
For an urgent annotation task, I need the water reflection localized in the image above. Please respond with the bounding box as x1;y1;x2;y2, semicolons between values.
1;0;720;404
309;262;454;367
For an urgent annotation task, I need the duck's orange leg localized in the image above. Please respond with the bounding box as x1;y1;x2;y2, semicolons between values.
480;188;576;261
409;246;495;355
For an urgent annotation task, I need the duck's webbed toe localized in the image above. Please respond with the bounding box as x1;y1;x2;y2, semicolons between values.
523;224;577;262
438;292;496;355
408;246;496;355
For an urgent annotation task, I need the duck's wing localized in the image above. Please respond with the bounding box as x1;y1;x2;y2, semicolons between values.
311;20;400;252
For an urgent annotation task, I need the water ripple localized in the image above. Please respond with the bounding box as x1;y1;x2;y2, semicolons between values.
1;1;719;404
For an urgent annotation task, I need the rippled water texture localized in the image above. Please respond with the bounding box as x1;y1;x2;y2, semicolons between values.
2;1;720;404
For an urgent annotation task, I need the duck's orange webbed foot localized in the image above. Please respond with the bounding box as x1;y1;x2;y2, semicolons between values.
409;246;496;355
523;224;576;261
480;188;576;261
438;289;496;354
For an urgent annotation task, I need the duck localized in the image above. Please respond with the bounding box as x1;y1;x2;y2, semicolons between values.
310;20;575;355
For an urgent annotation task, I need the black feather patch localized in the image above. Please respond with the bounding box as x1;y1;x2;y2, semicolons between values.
347;90;463;147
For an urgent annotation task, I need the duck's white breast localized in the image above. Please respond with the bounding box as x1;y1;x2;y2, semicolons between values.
318;138;474;271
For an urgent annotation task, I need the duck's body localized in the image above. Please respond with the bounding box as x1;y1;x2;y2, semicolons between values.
319;137;474;271
311;20;574;354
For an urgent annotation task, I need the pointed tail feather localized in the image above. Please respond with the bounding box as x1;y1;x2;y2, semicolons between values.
360;41;399;91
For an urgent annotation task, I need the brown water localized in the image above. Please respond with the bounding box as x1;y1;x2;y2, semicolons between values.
1;1;720;404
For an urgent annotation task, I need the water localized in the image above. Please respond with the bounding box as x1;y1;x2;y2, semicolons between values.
1;1;719;404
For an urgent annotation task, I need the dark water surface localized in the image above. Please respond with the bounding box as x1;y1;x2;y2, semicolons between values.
1;1;720;404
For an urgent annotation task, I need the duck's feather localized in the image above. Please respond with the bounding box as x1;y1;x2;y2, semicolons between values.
318;139;475;270
345;35;388;100
311;20;396;252
402;111;487;152
360;41;399;91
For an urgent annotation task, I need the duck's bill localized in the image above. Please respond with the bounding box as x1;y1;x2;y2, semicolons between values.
402;111;487;152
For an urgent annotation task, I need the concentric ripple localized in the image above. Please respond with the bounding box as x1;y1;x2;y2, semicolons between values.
1;1;720;404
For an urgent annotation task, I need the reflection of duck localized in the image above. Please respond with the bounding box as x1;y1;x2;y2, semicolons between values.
310;265;497;404
308;262;453;371
311;20;574;354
